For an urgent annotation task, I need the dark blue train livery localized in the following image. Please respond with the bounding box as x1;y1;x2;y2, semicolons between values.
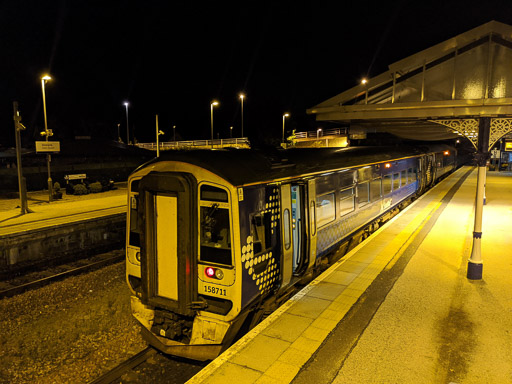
125;144;456;360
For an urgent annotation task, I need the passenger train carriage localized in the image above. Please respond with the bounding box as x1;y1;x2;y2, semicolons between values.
126;144;456;360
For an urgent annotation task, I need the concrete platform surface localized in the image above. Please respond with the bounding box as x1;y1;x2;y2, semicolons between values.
187;167;512;384
0;186;127;236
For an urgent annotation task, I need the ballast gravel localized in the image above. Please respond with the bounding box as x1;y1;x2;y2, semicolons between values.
0;260;147;383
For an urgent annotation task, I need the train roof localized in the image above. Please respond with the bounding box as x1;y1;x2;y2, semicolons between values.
143;143;453;187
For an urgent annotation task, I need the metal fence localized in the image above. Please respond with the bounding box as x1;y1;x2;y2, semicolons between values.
136;137;251;151
294;128;347;139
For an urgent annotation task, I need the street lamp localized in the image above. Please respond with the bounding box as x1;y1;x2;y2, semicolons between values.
282;113;290;143
123;101;129;144
210;100;219;148
41;74;53;202
155;115;164;157
230;126;233;138
361;78;369;104
239;93;245;137
173;125;176;142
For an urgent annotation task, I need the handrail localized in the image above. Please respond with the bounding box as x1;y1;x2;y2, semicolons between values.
294;128;347;139
136;137;251;150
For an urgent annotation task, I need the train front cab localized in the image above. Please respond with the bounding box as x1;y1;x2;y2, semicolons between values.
126;165;244;361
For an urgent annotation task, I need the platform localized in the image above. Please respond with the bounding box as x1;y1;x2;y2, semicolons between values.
187;166;512;384
0;187;127;270
0;189;126;236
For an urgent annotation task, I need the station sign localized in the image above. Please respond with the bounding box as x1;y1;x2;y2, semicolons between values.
505;140;512;151
36;141;60;153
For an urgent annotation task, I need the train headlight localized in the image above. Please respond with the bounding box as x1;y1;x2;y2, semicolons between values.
205;267;223;280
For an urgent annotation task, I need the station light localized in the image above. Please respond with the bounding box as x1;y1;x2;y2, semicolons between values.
205;266;224;280
444;150;450;155
385;163;391;168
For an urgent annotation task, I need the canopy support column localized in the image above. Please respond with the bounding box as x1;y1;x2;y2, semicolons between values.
467;117;490;280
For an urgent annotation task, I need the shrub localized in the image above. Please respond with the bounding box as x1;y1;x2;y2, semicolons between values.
73;184;88;195
89;181;103;193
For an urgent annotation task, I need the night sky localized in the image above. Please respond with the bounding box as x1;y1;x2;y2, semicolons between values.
2;0;512;148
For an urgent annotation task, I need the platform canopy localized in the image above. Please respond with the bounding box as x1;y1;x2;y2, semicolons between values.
307;21;512;147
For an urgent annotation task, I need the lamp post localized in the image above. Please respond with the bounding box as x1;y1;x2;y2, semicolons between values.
239;93;245;137
173;125;176;142
155;115;164;157
230;126;233;138
282;113;290;143
117;123;121;142
210;100;219;148
41;74;53;202
361;78;368;104
123;102;129;144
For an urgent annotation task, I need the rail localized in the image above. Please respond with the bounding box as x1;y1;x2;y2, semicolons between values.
136;137;251;151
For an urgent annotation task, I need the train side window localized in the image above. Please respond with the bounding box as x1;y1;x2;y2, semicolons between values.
316;192;336;227
129;194;140;247
401;170;407;186
130;179;140;193
412;168;418;181
382;174;392;195
408;168;413;183
339;170;356;189
339;187;355;217
200;204;232;266
357;167;372;183
370;178;382;202
310;201;316;236
251;212;272;255
357;182;370;207
393;173;400;190
283;209;291;250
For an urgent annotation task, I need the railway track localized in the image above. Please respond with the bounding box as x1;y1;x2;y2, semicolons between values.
0;249;125;299
88;346;207;384
88;347;157;384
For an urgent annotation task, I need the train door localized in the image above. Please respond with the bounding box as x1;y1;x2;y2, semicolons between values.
291;185;307;274
280;181;317;287
138;172;197;317
280;184;293;288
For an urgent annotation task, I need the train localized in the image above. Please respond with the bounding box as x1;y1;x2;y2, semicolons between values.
125;143;457;360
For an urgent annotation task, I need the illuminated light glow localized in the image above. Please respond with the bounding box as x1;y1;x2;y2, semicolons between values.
444;150;450;155
41;74;52;81
385;163;391;168
205;267;215;278
361;78;368;85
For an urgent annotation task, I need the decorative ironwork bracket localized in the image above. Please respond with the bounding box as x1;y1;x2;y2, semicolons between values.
429;118;512;151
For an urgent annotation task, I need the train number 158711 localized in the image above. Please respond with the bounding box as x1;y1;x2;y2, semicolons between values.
203;285;227;296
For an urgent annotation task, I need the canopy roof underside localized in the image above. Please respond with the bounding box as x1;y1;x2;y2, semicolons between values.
308;21;512;141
